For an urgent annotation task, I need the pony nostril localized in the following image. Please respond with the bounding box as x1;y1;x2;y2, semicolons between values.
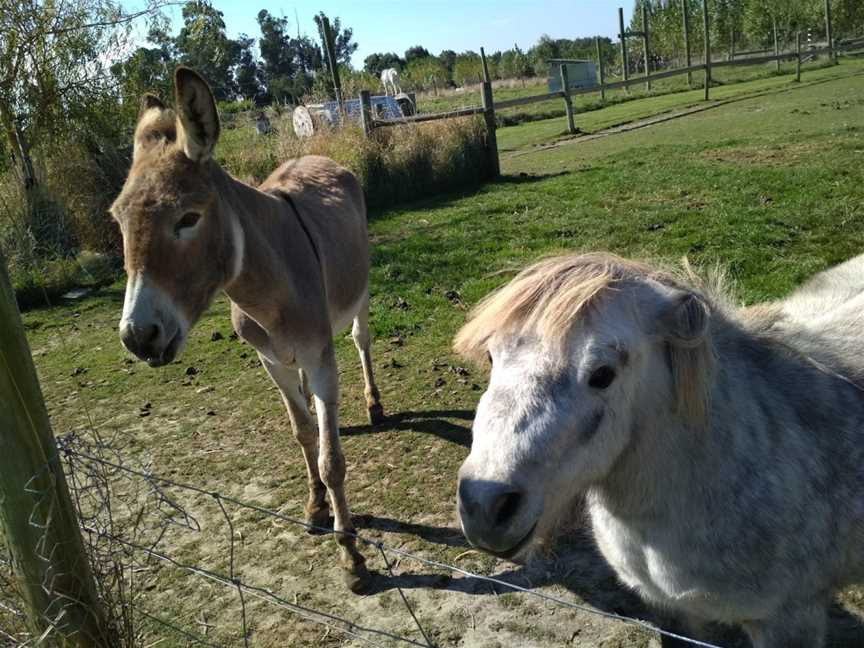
492;491;522;528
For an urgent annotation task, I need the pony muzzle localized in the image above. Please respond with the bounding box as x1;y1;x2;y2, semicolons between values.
457;476;539;558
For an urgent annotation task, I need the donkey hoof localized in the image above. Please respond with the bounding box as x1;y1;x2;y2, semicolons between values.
305;508;331;535
367;403;385;425
344;563;373;594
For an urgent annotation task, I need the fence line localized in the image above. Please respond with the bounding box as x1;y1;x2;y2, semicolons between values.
59;442;723;648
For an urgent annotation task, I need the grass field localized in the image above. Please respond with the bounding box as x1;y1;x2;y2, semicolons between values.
9;57;864;647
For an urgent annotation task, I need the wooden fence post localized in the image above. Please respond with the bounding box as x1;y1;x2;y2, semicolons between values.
321;17;343;119
595;37;606;100
824;0;835;63
642;3;651;91
773;18;781;72
559;64;576;134
796;32;802;81
480;81;499;178
0;252;109;646
682;0;692;87
702;0;711;101
480;47;491;83
618;7;629;91
359;90;372;137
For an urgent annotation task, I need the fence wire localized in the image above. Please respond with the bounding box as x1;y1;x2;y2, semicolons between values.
38;433;724;648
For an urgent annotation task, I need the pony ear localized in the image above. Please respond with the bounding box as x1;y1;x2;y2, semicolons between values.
174;66;220;162
658;290;710;347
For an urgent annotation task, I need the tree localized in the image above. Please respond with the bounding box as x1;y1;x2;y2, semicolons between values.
0;0;162;207
452;52;484;86
364;52;404;76
438;49;458;77
403;57;449;92
174;1;241;100
235;35;263;102
313;12;358;68
404;45;431;63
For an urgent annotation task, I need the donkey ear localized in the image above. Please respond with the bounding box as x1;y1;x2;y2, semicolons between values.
174;66;220;162
139;93;165;115
658;290;710;347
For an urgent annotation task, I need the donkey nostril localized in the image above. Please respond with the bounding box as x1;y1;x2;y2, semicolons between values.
145;323;161;344
492;491;522;528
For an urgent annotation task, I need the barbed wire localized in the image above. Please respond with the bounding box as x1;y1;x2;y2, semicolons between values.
56;438;724;648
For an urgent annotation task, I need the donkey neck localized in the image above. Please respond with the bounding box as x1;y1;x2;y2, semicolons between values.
211;165;316;329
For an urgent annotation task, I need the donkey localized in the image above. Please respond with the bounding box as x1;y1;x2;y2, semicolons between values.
111;67;384;592
453;252;864;647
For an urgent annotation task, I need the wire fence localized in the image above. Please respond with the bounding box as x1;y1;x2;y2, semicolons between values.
0;427;728;648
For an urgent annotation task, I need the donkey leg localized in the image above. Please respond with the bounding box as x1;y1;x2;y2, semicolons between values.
305;344;371;593
351;295;384;425
259;355;329;530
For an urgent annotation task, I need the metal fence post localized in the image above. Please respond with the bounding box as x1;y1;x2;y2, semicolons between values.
559;64;576;134
796;32;802;82
682;0;692;87
642;3;651;91
0;251;110;646
480;81;499;178
702;0;711;101
619;7;629;91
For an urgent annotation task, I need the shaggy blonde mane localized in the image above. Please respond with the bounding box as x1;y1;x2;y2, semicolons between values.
454;252;723;425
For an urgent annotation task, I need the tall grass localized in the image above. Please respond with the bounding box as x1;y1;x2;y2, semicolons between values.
217;112;494;209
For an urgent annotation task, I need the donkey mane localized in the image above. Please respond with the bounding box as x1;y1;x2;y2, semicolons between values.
454;252;729;425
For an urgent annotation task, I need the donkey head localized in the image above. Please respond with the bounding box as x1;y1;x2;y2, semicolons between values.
453;256;713;558
111;68;243;366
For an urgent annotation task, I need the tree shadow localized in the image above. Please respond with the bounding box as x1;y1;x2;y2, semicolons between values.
496;170;571;184
341;409;473;448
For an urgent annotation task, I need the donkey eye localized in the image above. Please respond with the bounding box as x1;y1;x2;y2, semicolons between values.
174;211;201;237
588;366;616;390
487;351;493;366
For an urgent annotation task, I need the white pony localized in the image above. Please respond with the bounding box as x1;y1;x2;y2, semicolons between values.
455;252;864;647
380;67;401;96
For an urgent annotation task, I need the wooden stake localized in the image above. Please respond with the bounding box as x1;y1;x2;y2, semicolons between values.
321;17;343;118
0;251;109;646
596;37;606;101
773;17;780;72
359;90;372;137
480;47;491;83
560;64;576;134
480;81;499;178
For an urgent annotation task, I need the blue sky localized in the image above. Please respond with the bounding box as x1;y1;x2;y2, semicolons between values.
148;1;636;67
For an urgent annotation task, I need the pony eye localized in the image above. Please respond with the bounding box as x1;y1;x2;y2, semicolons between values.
487;351;493;366
588;366;616;390
175;211;201;236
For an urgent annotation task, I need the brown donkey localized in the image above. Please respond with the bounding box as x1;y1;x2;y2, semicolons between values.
111;67;384;591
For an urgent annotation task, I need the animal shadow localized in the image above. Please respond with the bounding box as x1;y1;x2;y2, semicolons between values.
341;409;473;448
364;522;864;646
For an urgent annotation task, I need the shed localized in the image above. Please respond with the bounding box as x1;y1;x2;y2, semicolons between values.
547;59;598;92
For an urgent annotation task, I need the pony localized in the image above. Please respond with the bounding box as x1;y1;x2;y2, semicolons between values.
110;67;384;592
380;67;401;96
454;251;864;647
